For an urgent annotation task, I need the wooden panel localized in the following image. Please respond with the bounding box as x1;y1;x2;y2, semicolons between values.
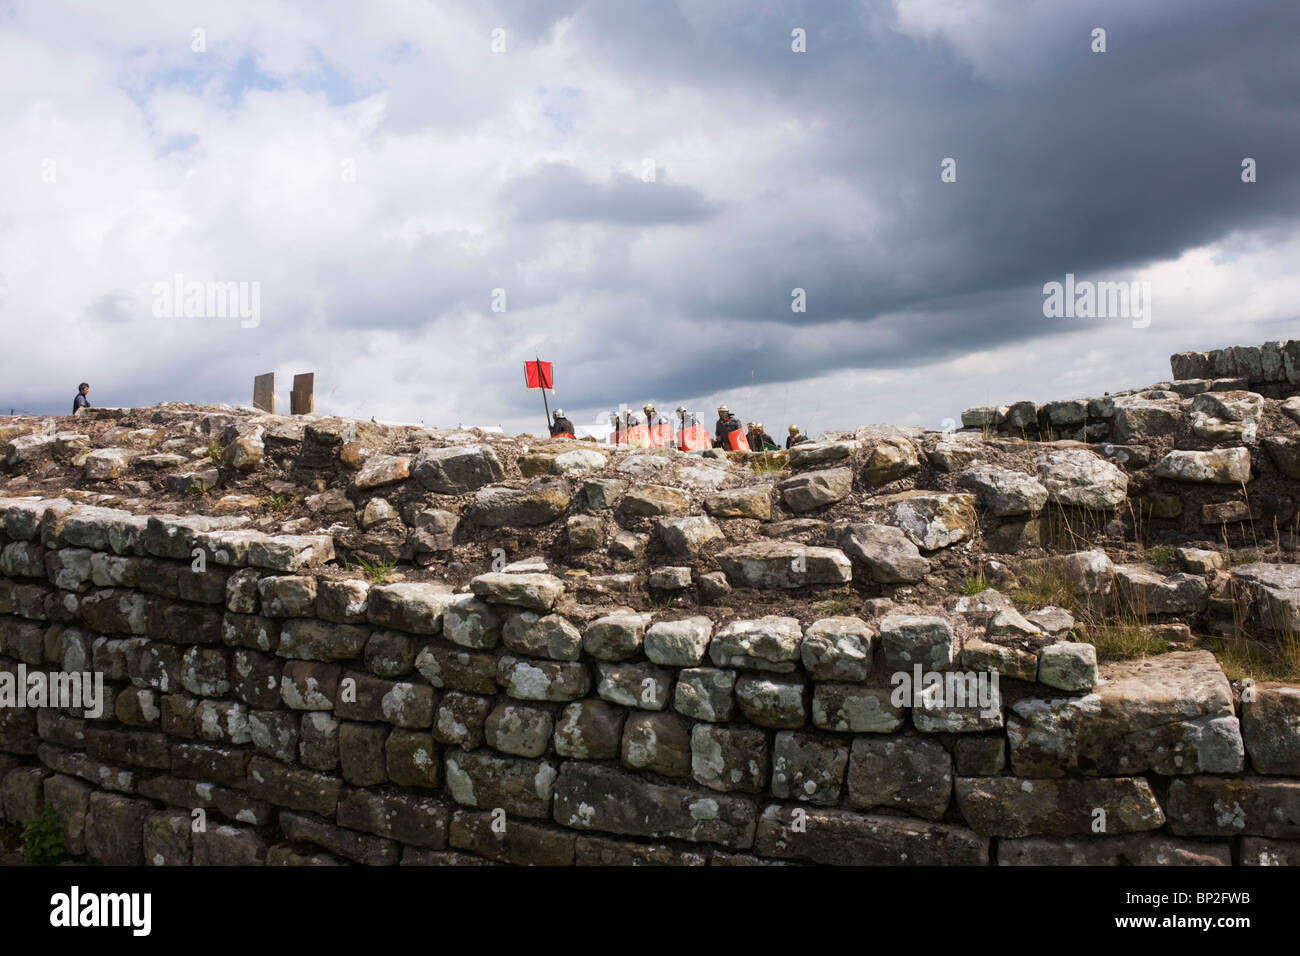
253;372;275;413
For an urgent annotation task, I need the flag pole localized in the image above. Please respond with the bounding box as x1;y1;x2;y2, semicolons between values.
536;354;552;434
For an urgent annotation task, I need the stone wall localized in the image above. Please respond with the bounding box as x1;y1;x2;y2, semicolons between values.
1;501;1297;866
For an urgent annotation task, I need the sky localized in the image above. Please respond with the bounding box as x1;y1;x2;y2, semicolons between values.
1;0;1298;436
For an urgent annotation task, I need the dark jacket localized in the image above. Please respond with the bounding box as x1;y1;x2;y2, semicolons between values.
785;433;808;449
73;393;91;413
550;417;575;436
715;415;742;447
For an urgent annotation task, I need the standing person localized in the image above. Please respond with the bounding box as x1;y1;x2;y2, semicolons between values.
752;423;777;450
714;404;748;450
786;424;809;449
549;409;575;438
643;403;673;448
72;383;91;414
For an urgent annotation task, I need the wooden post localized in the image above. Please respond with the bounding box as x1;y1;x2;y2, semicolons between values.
290;373;315;415
253;373;275;413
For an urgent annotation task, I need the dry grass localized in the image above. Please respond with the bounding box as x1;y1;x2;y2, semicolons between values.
1210;629;1300;682
1009;562;1076;611
1088;622;1173;660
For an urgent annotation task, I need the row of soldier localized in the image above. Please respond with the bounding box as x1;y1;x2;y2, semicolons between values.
549;403;809;452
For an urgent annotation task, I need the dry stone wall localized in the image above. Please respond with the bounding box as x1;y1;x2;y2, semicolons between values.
0;343;1298;865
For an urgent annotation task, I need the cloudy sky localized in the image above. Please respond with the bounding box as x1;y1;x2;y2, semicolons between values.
1;0;1298;436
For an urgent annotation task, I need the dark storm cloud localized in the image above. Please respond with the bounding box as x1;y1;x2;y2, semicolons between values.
471;0;1300;400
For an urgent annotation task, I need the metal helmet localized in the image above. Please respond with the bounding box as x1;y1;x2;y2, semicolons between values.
675;405;687;415
553;409;564;418
755;423;764;431
643;403;655;414
788;424;800;434
718;404;729;415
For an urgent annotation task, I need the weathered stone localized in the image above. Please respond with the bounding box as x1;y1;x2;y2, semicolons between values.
280;811;398;866
621;711;690;777
440;595;502;650
847;735;952;819
1165;776;1300;837
787;440;858;466
673;668;736;722
554;699;625;759
566;514;604;551
779;467;853;511
247;534;334;572
577;610;644;661
864;438;919;486
607;532;647;561
416;644;498;694
485;702;553;758
735;674;807;729
799;617;874;682
955;776;1164;837
1241;837;1300;865
339;722;389;786
1037;642;1099;691
619;484;691;517
754;804;987;865
999;834;1231;866
246;709;297;761
444;748;557;819
1241;684;1300;775
450;810;573;865
716;542;851;589
413;444;505;493
351;454;410;490
491;654;585;701
1234;564;1300;634
1008;651;1244;776
470;572;563;612
710;616;802;671
364;630;415;677
954;736;1006;775
595;661;672;710
431;692;492;750
648;566;692;590
257;574;317;617
385;727;439;788
812;683;903;733
1154;447;1251;483
468;481;570;526
837;523;930;584
279;660;340;710
642;616;712;667
84;792;151;864
771;732;848;806
1264;435;1300;479
553;762;756;849
691;724;769;793
704;486;771;520
867;491;977;550
367;582;453;634
1112;565;1209;617
878;615;954;672
656;516;724;556
277;619;369;662
501;611;582;661
1111;397;1182;442
297;712;339;771
960;638;1038;682
957;464;1049;517
582;478;627;510
575;836;706;867
1034;449;1128;509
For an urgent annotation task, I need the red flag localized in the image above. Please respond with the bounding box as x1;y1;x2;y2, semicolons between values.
524;360;554;390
